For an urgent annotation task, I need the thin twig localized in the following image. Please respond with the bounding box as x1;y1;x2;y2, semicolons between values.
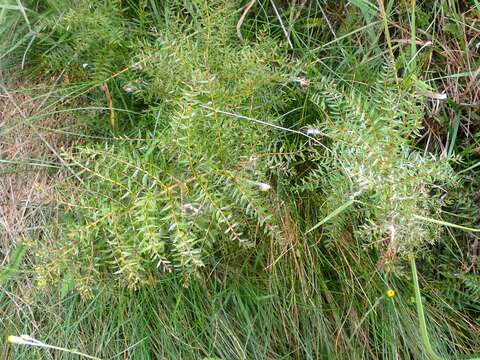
318;3;335;37
270;0;294;49
101;82;115;129
236;0;257;42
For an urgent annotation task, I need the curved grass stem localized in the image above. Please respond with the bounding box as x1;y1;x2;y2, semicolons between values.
410;256;444;360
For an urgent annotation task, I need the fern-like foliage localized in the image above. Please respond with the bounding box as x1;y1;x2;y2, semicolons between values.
280;71;455;261
35;1;290;292
33;1;456;293
38;1;131;80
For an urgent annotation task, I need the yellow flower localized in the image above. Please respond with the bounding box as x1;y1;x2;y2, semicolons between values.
386;289;396;298
36;278;47;289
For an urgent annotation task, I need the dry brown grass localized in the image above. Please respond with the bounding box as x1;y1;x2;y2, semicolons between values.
0;80;70;261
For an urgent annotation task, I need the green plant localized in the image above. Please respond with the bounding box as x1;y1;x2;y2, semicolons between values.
31;0;459;294
33;0;291;292
2;1;480;359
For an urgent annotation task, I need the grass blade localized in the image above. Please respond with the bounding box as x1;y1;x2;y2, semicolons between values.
306;198;354;234
414;215;480;233
0;244;26;284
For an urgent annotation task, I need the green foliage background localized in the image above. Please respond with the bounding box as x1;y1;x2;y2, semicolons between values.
1;0;479;358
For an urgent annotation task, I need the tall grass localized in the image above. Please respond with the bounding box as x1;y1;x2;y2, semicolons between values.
1;0;479;359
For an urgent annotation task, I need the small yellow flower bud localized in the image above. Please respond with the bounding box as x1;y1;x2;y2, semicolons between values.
386;289;395;298
7;336;28;345
36;278;47;289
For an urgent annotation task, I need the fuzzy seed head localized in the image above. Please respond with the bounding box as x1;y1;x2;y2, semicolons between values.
256;182;271;192
123;84;137;93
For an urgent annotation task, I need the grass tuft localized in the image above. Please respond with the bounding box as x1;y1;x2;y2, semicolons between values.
1;0;479;359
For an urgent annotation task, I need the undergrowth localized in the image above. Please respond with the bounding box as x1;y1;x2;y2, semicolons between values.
1;0;479;359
